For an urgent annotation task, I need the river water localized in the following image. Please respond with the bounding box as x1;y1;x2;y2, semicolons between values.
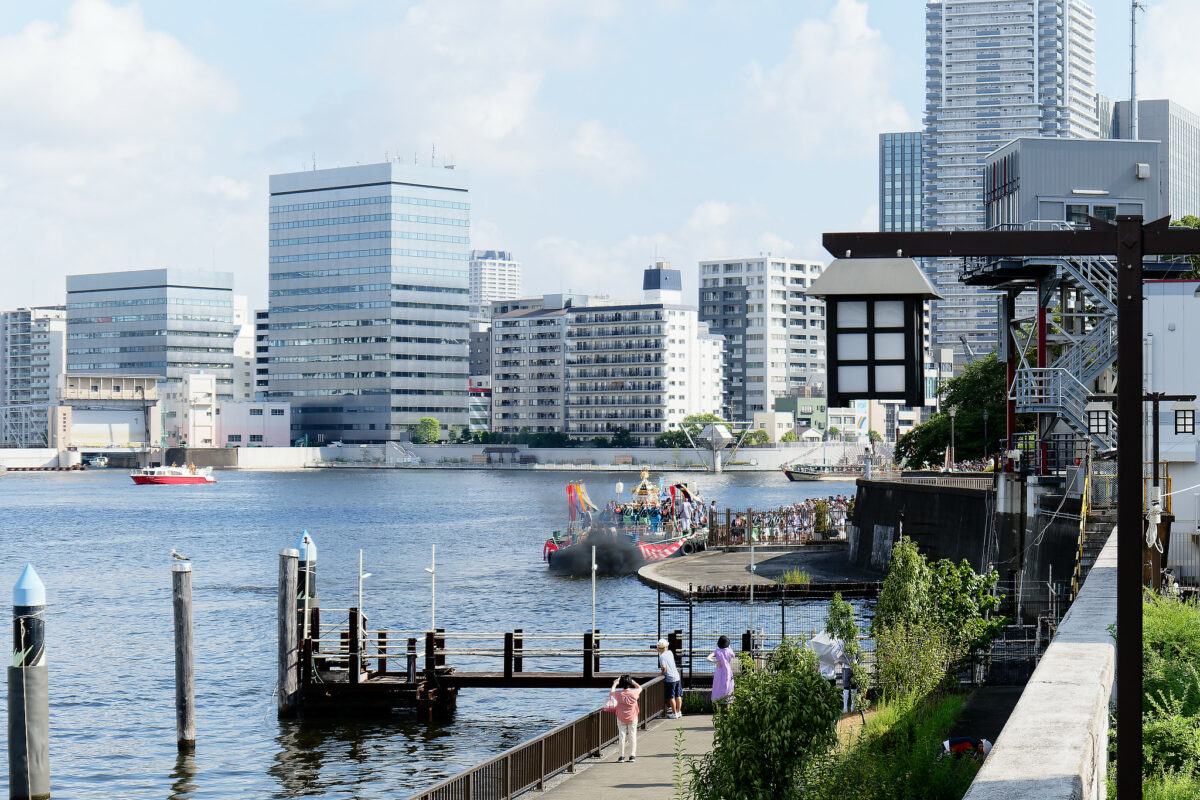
0;468;855;798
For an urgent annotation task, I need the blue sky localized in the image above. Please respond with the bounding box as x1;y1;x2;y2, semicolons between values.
0;0;1192;309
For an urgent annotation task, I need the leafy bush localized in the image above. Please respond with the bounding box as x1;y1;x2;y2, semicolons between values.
813;500;830;536
688;638;839;800
872;619;960;702
1145;593;1200;717
1143;713;1200;777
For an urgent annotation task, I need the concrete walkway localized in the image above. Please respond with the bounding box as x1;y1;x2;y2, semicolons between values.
540;714;715;799
638;546;880;596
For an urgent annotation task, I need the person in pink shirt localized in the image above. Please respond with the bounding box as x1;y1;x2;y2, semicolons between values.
609;674;642;762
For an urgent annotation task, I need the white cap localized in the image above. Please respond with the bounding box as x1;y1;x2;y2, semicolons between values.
981;739;993;756
656;639;669;649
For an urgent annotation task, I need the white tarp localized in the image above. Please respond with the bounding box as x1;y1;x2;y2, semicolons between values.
809;631;844;679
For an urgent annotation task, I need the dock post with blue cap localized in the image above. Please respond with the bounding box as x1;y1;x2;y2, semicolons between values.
278;548;300;717
296;532;319;664
9;564;50;800
172;560;195;750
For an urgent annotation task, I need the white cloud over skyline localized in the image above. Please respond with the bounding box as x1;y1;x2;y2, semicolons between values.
0;0;1160;308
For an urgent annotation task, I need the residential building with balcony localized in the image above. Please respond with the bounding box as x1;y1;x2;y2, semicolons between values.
698;257;825;420
490;296;577;435
567;263;724;446
0;306;67;446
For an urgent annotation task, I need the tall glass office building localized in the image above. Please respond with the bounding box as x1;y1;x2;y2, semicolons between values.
923;0;1098;360
266;162;471;444
65;268;237;395
879;131;924;232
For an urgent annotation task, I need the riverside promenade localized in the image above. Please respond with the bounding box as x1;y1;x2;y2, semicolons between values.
540;714;714;799
638;545;882;597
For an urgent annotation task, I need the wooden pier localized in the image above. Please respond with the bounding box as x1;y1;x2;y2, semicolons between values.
289;613;711;716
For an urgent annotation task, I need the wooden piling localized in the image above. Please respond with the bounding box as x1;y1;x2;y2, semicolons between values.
514;629;523;673
592;629;600;673
435;628;446;667
171;562;196;750
583;632;594;680
277;549;300;717
425;632;436;681
377;630;387;674
348;607;361;685
503;632;514;679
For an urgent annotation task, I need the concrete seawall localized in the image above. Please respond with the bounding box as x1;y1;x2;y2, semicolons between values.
962;526;1116;800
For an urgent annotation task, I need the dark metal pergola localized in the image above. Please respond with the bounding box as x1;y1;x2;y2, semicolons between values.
822;215;1200;800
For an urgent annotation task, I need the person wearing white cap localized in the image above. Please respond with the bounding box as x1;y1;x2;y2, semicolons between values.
655;639;683;718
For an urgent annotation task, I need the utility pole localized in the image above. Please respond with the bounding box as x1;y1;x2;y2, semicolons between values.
1131;1;1145;139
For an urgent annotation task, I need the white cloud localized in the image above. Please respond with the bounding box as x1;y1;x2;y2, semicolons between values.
0;0;251;306
570;120;646;187
743;0;911;158
528;200;806;301
1141;1;1200;113
337;1;643;186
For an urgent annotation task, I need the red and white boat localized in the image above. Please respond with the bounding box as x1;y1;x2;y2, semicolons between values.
130;465;216;485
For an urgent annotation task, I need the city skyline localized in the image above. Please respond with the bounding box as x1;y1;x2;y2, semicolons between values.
0;0;1190;312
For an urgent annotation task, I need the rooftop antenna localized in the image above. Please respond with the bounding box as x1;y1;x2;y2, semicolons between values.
1131;1;1145;139
312;153;317;171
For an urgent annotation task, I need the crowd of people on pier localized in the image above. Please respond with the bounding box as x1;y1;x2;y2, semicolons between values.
942;457;996;473
597;487;712;536
724;494;854;543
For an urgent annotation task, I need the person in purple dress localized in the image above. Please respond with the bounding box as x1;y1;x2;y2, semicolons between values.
706;635;736;704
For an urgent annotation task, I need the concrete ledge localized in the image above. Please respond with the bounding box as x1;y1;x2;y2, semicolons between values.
963;527;1116;800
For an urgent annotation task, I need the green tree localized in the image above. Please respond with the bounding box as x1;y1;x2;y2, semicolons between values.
743;429;770;446
928;558;1006;655
410;416;440;444
868;429;883;443
654;429;691;448
1169;215;1200;278
894;353;1031;468
780;430;798;443
871;537;931;638
827;426;841;440
689;639;839;800
610;428;634;447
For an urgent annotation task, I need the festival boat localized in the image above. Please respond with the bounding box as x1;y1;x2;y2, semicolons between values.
544;469;709;575
130;465;216;485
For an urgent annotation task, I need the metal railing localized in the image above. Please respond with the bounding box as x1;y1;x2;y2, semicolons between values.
408;676;666;800
707;505;850;549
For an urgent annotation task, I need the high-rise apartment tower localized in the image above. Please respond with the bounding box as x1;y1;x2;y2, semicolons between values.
923;0;1098;360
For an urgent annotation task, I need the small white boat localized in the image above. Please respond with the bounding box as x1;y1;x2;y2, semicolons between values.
131;465;216;485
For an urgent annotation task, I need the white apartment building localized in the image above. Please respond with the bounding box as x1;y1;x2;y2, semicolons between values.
469;249;521;319
0;306;67;446
924;0;1098;360
566;263;724;446
698;258;826;420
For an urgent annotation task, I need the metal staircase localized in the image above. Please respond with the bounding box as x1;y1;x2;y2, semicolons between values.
1007;248;1119;451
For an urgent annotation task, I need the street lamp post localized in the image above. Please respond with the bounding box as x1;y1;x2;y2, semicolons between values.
948;406;957;467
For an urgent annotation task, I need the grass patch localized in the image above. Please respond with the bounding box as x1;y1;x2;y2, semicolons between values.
802;691;981;800
779;567;814;585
